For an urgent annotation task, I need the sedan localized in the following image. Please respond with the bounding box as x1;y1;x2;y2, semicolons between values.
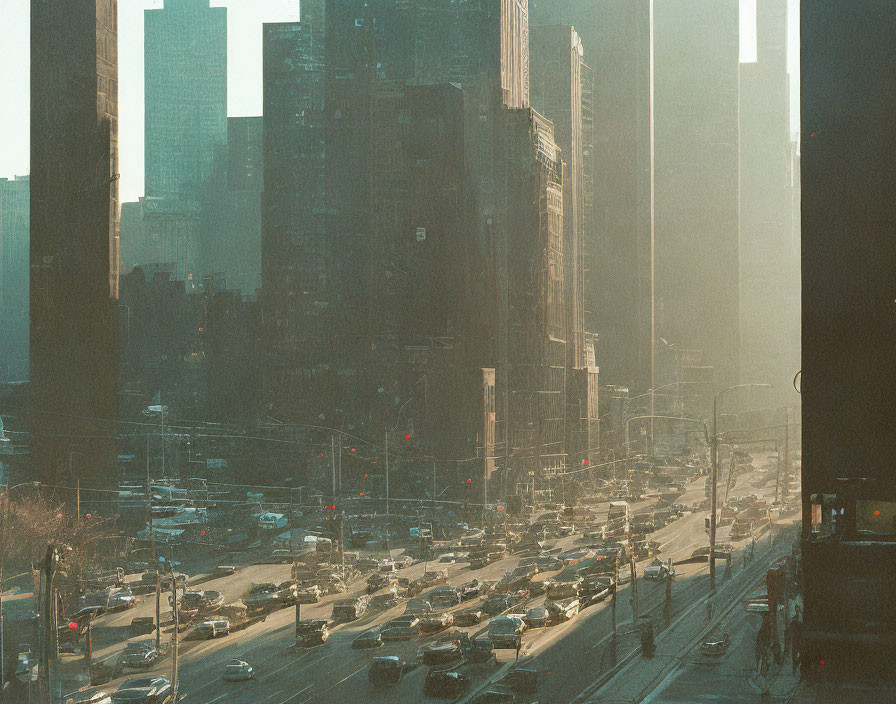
352;630;384;649
112;677;172;704
222;660;254;681
419;612;454;634
523;606;548;628
454;608;485;627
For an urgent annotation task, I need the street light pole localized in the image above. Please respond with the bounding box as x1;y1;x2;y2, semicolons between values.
710;383;771;592
384;429;389;516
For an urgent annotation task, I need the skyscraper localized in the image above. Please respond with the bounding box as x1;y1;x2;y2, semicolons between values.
0;175;30;381
654;0;741;390
144;0;227;201
30;0;120;493
530;0;653;391
738;0;799;403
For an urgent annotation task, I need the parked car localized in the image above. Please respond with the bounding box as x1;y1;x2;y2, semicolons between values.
112;677;173;704
404;598;433;615
214;565;236;576
369;593;400;610
368;656;405;688
221;659;254;681
367;573;391;593
701;633;730;657
332;595;369;622
423;669;470;699
484;594;511;616
296;585;322;604
496;666;539;694
352;630;384;649
419;612;454;634
462;635;498;665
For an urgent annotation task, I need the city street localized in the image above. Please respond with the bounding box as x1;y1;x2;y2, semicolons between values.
50;451;793;704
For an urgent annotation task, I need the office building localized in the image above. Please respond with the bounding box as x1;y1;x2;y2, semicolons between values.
0;176;30;381
30;0;120;492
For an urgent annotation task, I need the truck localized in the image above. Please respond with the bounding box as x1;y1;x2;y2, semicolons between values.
606;501;630;538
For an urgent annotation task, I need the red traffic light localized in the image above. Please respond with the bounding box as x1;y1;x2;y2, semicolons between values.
466;478;472;484
360;493;365;497
67;621;79;630
85;513;92;519
325;505;336;510
404;434;411;440
350;447;356;453
364;474;369;479
582;459;590;467
200;530;207;536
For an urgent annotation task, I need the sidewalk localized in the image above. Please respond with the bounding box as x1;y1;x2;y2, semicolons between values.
581;534;794;703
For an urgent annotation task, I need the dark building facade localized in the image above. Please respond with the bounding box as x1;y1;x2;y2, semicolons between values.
801;0;896;676
30;0;120;493
738;0;800;405
0;175;30;381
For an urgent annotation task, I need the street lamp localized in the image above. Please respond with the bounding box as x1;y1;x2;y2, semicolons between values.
709;384;771;592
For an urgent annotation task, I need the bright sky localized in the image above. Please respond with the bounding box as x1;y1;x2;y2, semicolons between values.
0;0;798;201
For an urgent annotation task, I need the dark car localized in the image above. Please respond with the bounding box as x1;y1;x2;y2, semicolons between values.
419;612;454;634
367;573;390;593
489;617;525;650
295;620;329;647
423;669;470;698
454;608;485;626
380;617;419;641
120;642;162;670
352;630;384;649
421;642;463;666
471;691;517;704
463;636;498;664
497;667;538;694
129;618;155;636
523;606;548;628
484;594;511;616
368;656;405;687
111;676;173;704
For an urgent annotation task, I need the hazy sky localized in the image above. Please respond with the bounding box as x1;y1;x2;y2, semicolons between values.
0;0;798;202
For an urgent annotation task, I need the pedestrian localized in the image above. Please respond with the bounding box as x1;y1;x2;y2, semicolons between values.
791;607;803;675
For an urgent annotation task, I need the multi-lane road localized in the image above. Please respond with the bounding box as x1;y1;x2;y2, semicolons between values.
67;451;787;704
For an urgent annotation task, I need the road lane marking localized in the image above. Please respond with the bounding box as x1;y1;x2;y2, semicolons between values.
265;690;284;701
206;695;228;704
278;684;312;704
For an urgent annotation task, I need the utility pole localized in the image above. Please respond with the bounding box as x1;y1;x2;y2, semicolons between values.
783;407;791;503
664;558;673;627
75;479;80;521
146;436;155;564
155;575;161;650
384;429;390;516
170;569;179;700
709;394;719;593
610;555;618;665
630;552;639;625
331;434;337;505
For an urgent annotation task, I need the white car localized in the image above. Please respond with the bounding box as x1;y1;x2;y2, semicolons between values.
222;660;254;681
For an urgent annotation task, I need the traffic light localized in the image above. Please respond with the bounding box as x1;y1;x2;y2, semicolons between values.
404;433;411;440
466;478;472;484
67;621;79;630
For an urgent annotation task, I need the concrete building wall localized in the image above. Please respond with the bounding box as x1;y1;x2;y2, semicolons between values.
30;0;120;493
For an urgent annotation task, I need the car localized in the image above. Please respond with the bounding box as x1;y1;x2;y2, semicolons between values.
488;616;525;649
201;590;225;611
368;656;405;687
269;549;296;563
194;619;230;639
423;669;470;698
484;594;511;616
368;592;400;610
405;598;433;615
296;585;322;604
643;558;674;580
353;630;385;649
421;642;463;666
378;560;398;573
439;553;457;564
367;573;391;593
72;606;107;622
701;633;731;657
454;608;485;626
523;607;548;628
215;565;237;576
380;617;420;641
158;573;187;590
121;642;162;669
129;617;155;636
108;590;138;611
429;586;460;607
112;676;173;703
462;635;498;664
470;691;517;704
222;659;254;681
419;612;454;634
295;620;329;646
63;689;112;704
